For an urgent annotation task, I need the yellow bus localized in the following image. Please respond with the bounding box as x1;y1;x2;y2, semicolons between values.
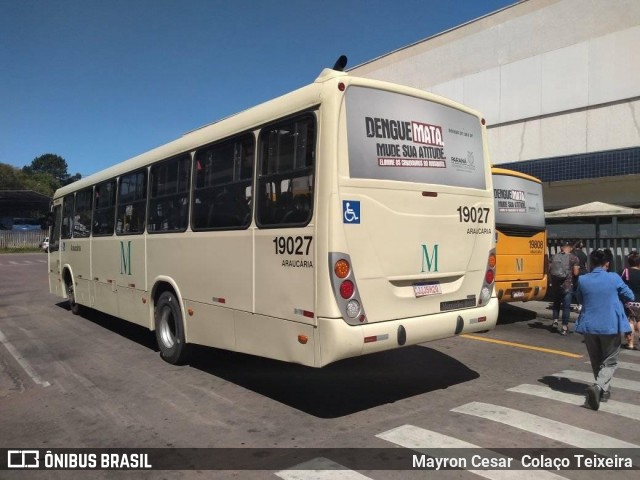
48;66;498;368
492;167;547;302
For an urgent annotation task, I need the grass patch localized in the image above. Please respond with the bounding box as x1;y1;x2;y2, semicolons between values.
0;248;44;254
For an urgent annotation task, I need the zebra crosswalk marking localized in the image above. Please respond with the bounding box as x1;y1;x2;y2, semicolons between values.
451;402;639;449
619;349;639;357
275;458;373;480
377;424;569;480
606;361;640;373
553;370;640;392
507;384;640;421
275;354;640;478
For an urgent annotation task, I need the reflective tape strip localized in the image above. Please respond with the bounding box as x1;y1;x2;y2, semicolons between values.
294;308;314;318
364;334;389;344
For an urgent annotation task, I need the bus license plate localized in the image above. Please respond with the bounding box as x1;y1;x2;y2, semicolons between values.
512;290;524;299
413;282;441;297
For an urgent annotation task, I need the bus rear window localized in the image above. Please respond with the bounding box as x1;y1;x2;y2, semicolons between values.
493;174;545;230
345;87;485;189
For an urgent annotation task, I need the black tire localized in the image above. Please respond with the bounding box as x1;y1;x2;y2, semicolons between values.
155;291;191;365
66;280;82;315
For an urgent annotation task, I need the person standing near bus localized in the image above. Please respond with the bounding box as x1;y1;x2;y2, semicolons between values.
575;249;634;410
573;241;588;275
573;240;588;313
549;241;580;335
621;251;640;350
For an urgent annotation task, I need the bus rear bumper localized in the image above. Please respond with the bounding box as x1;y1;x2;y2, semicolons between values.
495;279;547;303
317;297;499;367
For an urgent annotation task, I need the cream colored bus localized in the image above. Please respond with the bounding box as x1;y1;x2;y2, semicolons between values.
48;67;498;368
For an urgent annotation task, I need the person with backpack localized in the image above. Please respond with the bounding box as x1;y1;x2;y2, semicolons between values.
549;240;580;335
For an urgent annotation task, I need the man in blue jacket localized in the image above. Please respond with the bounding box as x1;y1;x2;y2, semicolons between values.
575;249;634;410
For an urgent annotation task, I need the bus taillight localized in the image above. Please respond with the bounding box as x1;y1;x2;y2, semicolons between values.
479;248;496;306
340;280;354;299
329;252;367;324
334;259;350;278
485;269;495;284
346;300;361;319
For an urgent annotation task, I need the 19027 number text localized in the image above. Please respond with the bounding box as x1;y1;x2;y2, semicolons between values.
273;236;313;255
457;206;490;223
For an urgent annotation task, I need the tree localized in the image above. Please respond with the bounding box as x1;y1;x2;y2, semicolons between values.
0;163;57;197
0;163;25;190
23;153;67;183
23;171;59;197
23;153;81;186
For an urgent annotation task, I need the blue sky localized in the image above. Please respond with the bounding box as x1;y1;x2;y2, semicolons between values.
0;0;515;177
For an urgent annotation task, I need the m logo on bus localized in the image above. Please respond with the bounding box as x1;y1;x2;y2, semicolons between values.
120;240;132;275
516;257;524;273
421;244;439;273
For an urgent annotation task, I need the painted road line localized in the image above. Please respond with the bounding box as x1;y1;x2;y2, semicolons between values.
553;370;640;392
0;328;50;388
462;334;582;358
614;361;640;372
377;424;568;480
619;349;640;357
275;457;372;480
507;384;640;421
451;402;639;449
584;360;640;373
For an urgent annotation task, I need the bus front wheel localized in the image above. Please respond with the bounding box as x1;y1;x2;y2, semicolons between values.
155;291;191;365
65;279;82;315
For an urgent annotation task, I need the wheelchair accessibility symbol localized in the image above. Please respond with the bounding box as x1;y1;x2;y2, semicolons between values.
343;201;360;224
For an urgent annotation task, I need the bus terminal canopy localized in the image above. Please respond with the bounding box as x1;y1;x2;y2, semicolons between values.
545;201;640;219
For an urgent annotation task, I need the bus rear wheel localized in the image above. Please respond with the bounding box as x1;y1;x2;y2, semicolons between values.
155;291;191;365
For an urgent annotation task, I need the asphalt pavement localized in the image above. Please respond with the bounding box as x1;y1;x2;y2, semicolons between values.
499;297;587;336
514;299;574;321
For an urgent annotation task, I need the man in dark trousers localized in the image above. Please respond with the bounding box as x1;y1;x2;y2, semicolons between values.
549;241;580;335
575;249;634;410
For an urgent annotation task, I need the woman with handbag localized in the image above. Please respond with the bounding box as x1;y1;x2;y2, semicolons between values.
621;251;640;349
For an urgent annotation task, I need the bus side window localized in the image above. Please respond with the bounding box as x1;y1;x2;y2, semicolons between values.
282;193;311;224
116;170;147;235
148;154;191;233
192;133;254;231
256;114;315;228
50;205;62;252
74;187;93;237
61;194;74;239
93;179;117;236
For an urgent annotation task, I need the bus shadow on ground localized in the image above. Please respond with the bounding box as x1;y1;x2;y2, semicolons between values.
497;303;537;325
59;303;479;418
189;345;479;418
56;302;159;351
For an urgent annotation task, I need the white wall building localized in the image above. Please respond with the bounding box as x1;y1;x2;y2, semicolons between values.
350;0;640;210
